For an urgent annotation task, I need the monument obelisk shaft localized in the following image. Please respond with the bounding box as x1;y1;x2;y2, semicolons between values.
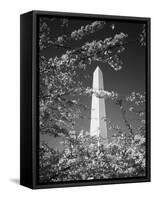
90;66;108;143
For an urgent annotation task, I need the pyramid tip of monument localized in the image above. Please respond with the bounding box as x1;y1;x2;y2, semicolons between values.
94;66;102;72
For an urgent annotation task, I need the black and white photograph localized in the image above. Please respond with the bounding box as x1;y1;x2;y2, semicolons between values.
0;0;153;198
38;13;150;185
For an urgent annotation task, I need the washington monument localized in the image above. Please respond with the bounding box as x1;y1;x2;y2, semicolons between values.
90;66;108;143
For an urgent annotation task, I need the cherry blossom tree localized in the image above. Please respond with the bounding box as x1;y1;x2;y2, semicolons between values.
39;18;127;137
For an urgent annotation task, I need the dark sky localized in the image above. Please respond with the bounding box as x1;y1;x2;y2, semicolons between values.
40;16;146;150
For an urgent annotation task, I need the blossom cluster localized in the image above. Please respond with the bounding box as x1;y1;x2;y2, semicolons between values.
48;32;127;72
84;87;118;100
70;21;106;40
53;21;106;46
39;21;50;50
128;106;145;117
39;126;146;182
75;32;127;71
126;92;145;105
